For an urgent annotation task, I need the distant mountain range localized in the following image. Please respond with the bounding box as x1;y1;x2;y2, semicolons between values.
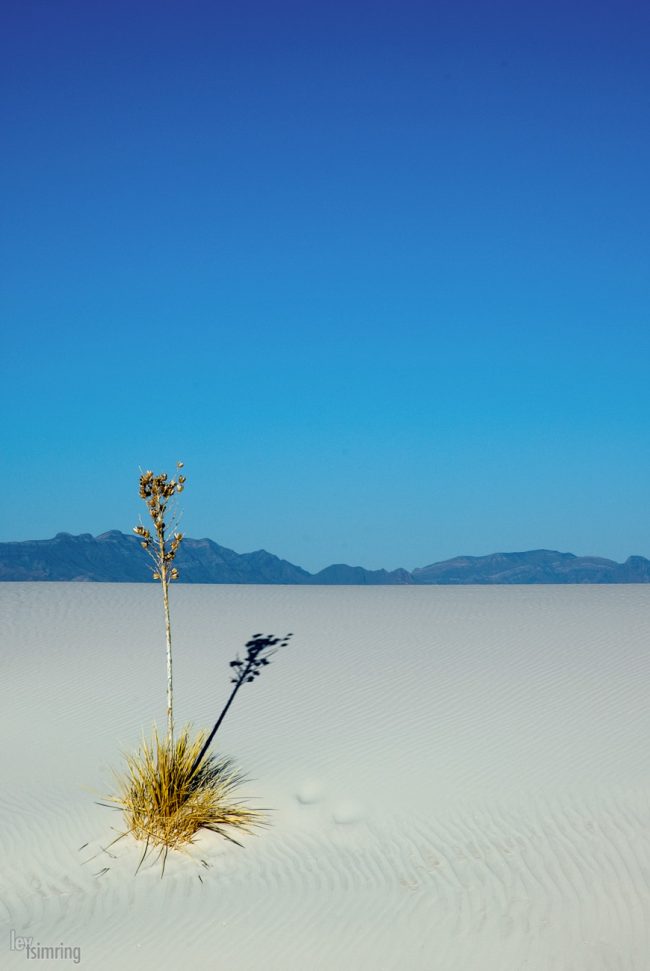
1;531;649;584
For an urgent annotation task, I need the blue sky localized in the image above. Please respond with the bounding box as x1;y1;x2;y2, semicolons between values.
2;0;649;572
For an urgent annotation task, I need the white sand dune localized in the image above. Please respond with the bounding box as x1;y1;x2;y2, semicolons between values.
1;582;650;969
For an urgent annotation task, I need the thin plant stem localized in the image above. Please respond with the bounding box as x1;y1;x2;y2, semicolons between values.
134;463;186;751
161;563;174;748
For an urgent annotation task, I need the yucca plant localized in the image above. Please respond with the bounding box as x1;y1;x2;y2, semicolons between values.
104;464;290;870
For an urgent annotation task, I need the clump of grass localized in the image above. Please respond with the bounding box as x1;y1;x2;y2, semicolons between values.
109;724;262;869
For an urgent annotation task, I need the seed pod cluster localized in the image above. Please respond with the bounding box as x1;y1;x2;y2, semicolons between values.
133;462;186;581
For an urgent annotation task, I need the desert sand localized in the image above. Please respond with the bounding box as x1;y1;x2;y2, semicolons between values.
1;582;649;969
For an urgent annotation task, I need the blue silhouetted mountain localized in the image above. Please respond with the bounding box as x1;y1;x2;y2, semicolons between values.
0;531;310;584
0;533;649;584
410;549;650;584
309;564;414;585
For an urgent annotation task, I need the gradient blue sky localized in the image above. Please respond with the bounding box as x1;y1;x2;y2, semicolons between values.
2;0;649;572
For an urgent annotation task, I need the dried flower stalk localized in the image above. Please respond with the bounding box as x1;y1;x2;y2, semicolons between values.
134;462;186;748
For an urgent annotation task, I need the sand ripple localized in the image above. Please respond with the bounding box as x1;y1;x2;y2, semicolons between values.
1;583;650;969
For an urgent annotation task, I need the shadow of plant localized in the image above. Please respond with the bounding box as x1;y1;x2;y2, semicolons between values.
102;632;293;875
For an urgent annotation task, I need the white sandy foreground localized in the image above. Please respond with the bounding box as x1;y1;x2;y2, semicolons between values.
1;582;650;970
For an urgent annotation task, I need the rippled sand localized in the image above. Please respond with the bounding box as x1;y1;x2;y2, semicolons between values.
2;582;649;969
